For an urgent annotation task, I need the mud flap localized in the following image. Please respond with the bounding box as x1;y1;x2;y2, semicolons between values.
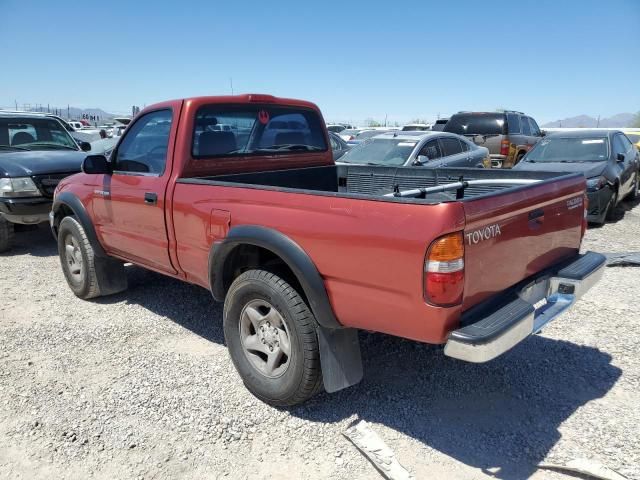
95;257;128;296
317;326;363;393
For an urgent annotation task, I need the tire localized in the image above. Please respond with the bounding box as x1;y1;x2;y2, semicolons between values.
223;269;322;406
626;172;639;200
0;217;14;253
515;152;526;165
605;187;618;222
57;216;102;299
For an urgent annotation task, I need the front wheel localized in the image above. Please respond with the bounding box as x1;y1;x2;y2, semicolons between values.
58;216;103;299
0;217;14;253
604;187;618;222
223;269;322;406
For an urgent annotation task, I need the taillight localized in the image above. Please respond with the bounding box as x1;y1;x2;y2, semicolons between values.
425;232;464;306
500;139;510;156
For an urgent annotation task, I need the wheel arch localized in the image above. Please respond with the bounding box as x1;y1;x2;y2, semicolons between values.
52;192;107;257
209;225;341;330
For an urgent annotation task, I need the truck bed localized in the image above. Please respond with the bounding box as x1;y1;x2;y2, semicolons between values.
179;164;577;203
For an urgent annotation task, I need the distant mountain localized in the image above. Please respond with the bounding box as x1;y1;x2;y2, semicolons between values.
542;113;636;128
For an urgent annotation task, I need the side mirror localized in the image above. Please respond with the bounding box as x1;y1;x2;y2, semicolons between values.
540;130;547;137
617;153;625;162
82;155;111;174
413;155;430;166
79;141;92;152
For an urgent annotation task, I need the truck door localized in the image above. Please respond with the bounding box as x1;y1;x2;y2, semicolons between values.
92;108;177;273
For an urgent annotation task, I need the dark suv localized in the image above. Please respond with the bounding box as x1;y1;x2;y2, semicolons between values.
444;111;544;168
0;112;91;252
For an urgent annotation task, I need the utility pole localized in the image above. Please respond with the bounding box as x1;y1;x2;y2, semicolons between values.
14;100;18;110
596;115;600;128
230;77;234;95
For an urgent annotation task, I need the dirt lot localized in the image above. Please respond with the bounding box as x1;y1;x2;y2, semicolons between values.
1;199;639;480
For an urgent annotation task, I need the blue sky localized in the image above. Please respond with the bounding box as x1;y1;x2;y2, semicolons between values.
1;0;638;124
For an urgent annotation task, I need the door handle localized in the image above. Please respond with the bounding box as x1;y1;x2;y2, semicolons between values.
144;192;158;205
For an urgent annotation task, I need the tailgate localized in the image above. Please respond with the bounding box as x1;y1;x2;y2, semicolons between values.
461;174;586;310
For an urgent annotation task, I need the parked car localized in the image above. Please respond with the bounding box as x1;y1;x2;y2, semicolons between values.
328;131;350;160
68;121;84;130
0;112;91;251
50;94;603;406
431;118;449;131
345;129;395;146
514;130;640;224
327;124;349;133
339;128;369;141
444;111;544;168
337;131;490;168
401;123;431;131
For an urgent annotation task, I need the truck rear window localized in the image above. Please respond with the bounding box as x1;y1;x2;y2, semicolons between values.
192;105;327;158
444;114;506;136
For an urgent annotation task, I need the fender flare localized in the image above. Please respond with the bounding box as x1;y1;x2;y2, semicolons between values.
52;192;107;257
209;225;341;330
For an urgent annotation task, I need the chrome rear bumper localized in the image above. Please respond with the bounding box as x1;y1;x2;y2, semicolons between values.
444;252;606;363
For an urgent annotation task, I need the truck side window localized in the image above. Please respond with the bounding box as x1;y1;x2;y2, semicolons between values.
520;116;531;135
113;109;172;175
419;140;442;160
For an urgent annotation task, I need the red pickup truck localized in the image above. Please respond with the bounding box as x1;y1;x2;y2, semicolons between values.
51;94;605;406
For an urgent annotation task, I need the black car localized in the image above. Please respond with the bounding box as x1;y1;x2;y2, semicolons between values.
514;130;640;224
328;131;350;160
0;113;91;251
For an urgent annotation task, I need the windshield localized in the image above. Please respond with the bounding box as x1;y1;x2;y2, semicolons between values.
0;117;78;151
339;138;417;165
525;137;609;163
444;114;505;135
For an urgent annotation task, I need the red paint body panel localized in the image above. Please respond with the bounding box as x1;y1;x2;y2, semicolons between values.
172;183;466;342
462;176;585;310
55;94;588;345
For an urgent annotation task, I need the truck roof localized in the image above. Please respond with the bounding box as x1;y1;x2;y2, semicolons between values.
146;93;322;114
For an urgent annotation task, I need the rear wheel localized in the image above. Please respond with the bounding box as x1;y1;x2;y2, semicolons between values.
515;152;526;165
0;217;14;253
223;269;322;406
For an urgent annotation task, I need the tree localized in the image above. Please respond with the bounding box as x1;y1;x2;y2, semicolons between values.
365;118;383;127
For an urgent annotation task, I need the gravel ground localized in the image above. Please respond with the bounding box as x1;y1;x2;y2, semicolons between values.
1;198;639;480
